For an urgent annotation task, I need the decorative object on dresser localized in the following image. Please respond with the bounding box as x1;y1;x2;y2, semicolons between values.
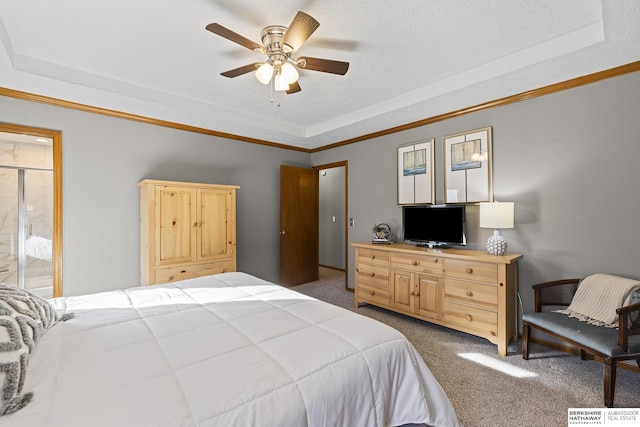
443;127;493;203
479;201;514;256
138;179;238;286
397;139;435;205
353;241;522;356
371;223;392;244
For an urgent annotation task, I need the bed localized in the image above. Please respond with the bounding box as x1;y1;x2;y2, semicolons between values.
1;272;459;426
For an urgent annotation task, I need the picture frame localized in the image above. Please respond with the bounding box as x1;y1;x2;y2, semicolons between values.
397;139;435;205
443;127;493;203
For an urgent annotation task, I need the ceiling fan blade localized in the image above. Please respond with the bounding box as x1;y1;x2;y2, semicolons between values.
220;63;261;78
297;57;349;75
286;81;301;94
282;11;320;53
206;23;264;52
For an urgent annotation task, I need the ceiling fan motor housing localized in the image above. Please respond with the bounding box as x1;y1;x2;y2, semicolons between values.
261;26;292;57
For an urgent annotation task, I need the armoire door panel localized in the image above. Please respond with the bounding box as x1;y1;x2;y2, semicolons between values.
156;187;196;264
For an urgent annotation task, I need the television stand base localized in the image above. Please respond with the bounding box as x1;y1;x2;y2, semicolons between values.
417;242;450;249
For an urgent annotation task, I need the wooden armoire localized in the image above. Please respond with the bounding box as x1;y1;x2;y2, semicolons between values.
138;179;239;286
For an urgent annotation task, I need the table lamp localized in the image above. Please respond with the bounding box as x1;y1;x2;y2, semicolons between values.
479;202;514;255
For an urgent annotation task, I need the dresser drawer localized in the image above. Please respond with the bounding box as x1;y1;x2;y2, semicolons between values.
357;248;389;267
390;252;443;274
445;259;497;284
154;261;234;284
357;282;390;306
445;278;498;310
443;302;498;337
356;263;389;289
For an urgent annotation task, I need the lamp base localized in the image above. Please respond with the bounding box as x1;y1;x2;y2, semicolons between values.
486;230;507;256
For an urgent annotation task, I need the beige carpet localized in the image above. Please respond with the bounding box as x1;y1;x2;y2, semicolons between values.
293;267;640;427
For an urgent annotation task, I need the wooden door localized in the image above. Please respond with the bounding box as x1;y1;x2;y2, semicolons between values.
156;186;196;265
280;165;319;286
197;188;233;261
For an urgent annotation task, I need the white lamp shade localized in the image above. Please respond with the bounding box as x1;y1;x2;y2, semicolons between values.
255;63;274;84
274;73;290;91
280;62;299;84
479;202;514;229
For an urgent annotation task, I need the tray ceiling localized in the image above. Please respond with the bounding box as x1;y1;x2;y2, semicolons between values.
1;0;639;149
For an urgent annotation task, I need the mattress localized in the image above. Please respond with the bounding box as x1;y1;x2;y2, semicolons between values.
5;272;459;426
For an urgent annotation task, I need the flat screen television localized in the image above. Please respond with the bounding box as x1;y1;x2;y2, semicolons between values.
402;205;466;247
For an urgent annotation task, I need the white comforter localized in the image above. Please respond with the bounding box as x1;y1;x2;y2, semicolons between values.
6;272;458;427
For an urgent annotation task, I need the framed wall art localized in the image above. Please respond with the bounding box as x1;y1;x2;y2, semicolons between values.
443;127;493;203
397;139;435;205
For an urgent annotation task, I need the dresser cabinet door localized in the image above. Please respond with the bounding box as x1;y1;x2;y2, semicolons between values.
392;271;414;313
415;273;442;320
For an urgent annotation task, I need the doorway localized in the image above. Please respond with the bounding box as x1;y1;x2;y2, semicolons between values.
0;124;62;297
314;161;349;290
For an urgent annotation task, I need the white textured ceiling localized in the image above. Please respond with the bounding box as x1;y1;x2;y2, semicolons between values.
1;0;639;150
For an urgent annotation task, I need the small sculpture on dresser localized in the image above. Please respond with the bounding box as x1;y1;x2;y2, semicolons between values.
372;223;392;244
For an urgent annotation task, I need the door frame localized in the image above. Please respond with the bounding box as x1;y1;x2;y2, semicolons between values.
0;123;62;297
313;161;350;291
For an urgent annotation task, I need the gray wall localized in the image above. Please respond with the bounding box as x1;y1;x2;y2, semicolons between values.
319;166;345;269
2;69;639;316
311;71;640;314
0;95;310;296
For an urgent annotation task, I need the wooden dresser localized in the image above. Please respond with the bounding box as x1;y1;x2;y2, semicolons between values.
139;180;239;286
353;242;522;355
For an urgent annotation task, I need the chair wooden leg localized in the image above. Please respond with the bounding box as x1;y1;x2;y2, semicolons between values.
522;323;530;360
580;349;587;360
603;358;617;408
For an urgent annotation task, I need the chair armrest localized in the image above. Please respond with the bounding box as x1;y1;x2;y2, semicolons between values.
617;300;640;351
532;278;581;312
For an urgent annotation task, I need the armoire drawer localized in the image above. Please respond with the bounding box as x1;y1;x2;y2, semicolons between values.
154;261;234;284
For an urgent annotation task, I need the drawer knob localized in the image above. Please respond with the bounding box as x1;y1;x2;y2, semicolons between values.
466;314;473;322
410;291;415;296
370;255;376;259
369;272;375;277
412;261;419;266
370;291;375;296
435;259;439;263
181;270;186;274
466;291;473;297
466;267;473;274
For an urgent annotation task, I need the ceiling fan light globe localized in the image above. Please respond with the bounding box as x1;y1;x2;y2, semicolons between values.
274;74;290;91
280;62;299;84
255;63;274;84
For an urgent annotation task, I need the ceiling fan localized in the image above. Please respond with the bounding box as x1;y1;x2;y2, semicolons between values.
206;11;349;94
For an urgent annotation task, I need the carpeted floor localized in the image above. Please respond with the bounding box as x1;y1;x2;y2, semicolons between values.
293;267;640;427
